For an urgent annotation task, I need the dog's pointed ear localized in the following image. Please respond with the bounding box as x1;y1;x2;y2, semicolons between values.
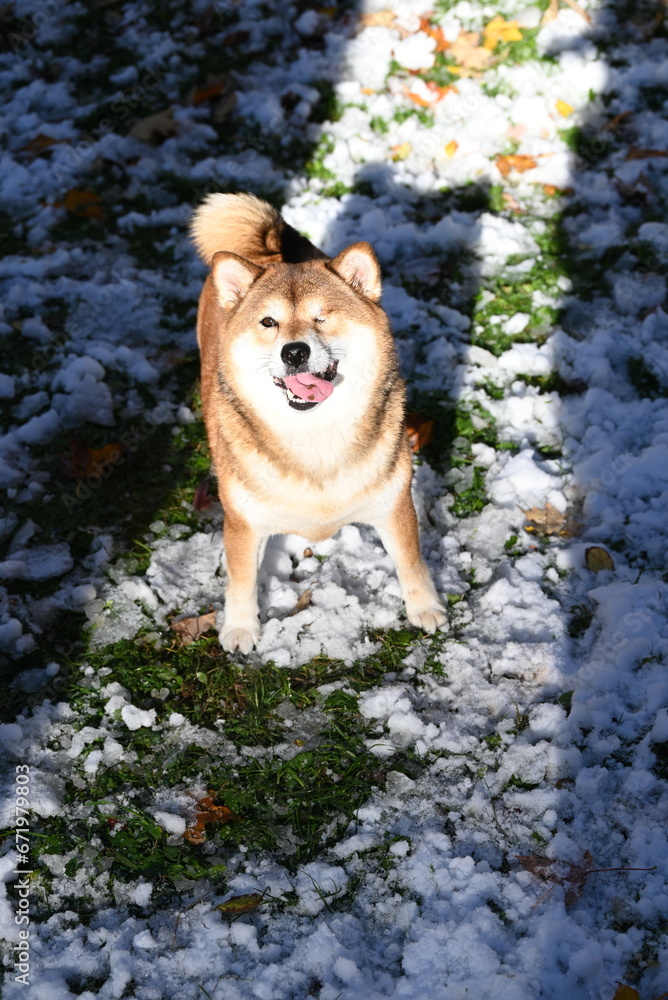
330;242;382;302
211;251;263;309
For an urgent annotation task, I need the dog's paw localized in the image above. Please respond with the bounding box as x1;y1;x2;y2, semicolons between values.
220;623;259;655
406;602;447;635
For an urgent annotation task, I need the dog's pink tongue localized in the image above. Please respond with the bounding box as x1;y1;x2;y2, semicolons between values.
284;372;333;403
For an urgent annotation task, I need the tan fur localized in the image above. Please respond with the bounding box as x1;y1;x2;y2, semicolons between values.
191;193;446;653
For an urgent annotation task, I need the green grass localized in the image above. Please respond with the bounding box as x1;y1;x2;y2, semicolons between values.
5;626;451;916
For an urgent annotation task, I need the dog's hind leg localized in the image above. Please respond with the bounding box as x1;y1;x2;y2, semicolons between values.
220;508;263;654
372;483;447;635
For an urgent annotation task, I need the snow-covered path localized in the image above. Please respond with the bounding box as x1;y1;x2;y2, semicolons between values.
1;1;668;997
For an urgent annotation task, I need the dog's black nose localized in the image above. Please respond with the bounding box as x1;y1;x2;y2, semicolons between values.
281;341;310;368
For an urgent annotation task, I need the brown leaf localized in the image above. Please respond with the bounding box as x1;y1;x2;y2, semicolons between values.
613;987;640;1000
285;587;313;618
193;477;213;511
170;611;218;645
585;546;615;572
516;851;656;908
496;153;538;176
515;850;594;906
449;30;493;70
192;80;226;104
19;133;63;154
61;439;122;478
405;413;434;452
64;188;104;220
216;893;264;917
522;502;580;536
625;146;668;161
128;107;176;144
184;792;237;844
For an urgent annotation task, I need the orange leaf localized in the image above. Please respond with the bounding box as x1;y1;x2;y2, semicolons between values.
170;611;218;645
406;413;434;452
496;154;537;176
402;86;432;108
426;80;457;100
64;188;104;220
192;81;225;104
419;16;449;52
184;792;237;844
62;439;122;478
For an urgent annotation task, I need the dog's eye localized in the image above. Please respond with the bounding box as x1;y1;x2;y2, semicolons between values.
314;316;326;324
260;317;278;328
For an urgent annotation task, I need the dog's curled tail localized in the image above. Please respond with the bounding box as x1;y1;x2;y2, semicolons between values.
190;192;325;267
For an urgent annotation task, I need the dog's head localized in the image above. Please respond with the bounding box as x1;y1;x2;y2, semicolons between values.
210;243;395;417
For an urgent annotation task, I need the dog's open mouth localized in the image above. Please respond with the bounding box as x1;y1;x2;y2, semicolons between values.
273;361;339;411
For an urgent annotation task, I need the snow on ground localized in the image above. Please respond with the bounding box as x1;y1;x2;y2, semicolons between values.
1;0;668;997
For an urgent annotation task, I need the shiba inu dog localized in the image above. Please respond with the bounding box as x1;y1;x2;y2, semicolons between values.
191;193;446;653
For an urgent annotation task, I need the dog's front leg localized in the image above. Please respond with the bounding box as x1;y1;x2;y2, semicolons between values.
220;509;262;654
374;486;447;635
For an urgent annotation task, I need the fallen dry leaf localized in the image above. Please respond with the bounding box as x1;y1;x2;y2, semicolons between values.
585;546;615;572
192;80;226;104
445;139;458;158
128;107;176;144
391;141;411;161
482;16;523;50
405;413;434;452
556;99;574;117
613;987;640;1000
542;0;591;24
427;80;457;100
625;146;668;161
516;851;656;908
522;502;566;535
193;477;214;511
62;439;122;478
358;9;395;29
496;153;538;176
402;86;433;108
543;183;574;196
503;191;523;212
20;133;63;154
449;30;493;71
184;792;237;844
170;610;217;645
418;16;449;52
285;587;314;618
64;188;104;220
216;893;264;917
542;0;559;23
